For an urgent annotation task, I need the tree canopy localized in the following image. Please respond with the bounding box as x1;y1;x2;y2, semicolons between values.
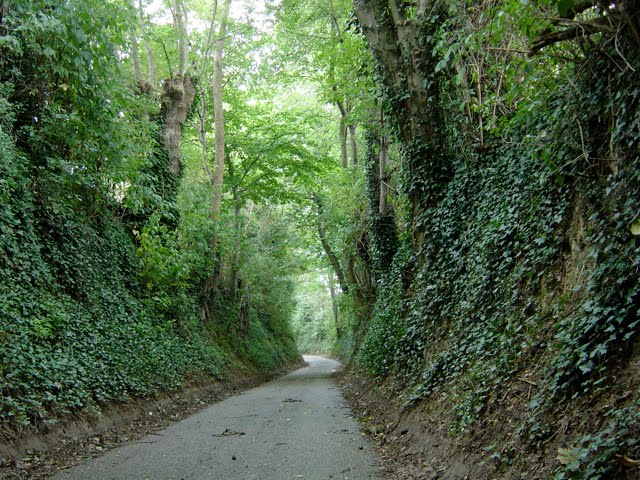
1;0;638;477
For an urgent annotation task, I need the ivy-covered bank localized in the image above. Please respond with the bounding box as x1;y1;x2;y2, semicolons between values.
0;0;300;436
332;1;640;478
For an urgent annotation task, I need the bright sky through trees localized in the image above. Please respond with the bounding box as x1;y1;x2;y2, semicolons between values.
145;0;270;28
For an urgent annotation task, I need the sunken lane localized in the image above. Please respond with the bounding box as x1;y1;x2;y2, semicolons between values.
53;356;382;480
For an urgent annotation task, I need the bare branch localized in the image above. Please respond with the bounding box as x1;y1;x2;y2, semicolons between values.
530;17;616;55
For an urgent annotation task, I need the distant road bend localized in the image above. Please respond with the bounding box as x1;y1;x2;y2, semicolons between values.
53;356;382;480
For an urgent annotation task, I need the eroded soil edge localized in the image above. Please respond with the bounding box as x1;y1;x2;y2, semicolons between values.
0;361;304;479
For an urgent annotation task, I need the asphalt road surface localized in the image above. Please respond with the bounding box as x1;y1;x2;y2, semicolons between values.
53;356;382;480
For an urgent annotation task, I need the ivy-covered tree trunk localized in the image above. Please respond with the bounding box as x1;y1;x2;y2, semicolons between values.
353;0;450;247
379;132;389;214
364;127;398;277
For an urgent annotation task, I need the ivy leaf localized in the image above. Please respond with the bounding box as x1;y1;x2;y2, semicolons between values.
435;58;448;73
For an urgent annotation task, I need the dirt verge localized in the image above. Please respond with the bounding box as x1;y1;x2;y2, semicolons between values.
0;360;304;480
338;352;640;480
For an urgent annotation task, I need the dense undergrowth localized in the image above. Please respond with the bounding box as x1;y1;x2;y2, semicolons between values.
323;1;640;478
1;1;638;477
0;0;299;437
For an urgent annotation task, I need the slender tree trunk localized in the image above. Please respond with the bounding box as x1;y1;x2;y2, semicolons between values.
196;1;219;183
144;37;156;86
339;117;348;169
364;121;398;276
348;124;358;166
336;100;350;168
314;196;349;294
208;0;231;279
174;0;188;76
327;270;342;339
344;254;357;288
379;133;389;214
211;0;230;222
139;0;157;87
129;26;143;84
199;94;216;183
130;0;154;95
196;0;219;84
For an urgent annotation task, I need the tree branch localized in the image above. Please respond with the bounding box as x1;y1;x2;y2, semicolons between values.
313;196;350;294
530;17;616;54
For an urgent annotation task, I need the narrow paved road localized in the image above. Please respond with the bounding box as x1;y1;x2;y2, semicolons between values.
53;356;382;480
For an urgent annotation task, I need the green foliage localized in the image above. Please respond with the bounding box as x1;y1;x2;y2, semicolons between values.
3;5;637;480
553;404;640;479
357;271;405;377
199;207;301;372
0;211;226;427
547;54;640;400
345;0;639;477
291;273;337;354
0;0;302;434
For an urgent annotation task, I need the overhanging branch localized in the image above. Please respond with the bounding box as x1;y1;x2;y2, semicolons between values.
530;16;617;54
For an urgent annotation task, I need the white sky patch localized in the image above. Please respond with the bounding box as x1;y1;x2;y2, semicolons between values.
144;0;270;31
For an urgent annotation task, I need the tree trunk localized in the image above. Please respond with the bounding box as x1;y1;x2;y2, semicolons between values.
327;270;342;339
196;0;219;84
344;254;357;288
158;0;196;178
379;133;389;214
364;123;398;276
174;0;188;76
160;76;196;177
339;116;348;168
144;37;156;87
208;0;231;281
314;197;350;294
353;0;450;251
129;26;143;84
130;0;154;94
336;100;350;169
196;1;219;183
348;124;358;166
211;0;230;224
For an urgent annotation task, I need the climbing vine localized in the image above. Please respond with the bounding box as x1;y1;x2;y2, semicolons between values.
351;0;639;477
